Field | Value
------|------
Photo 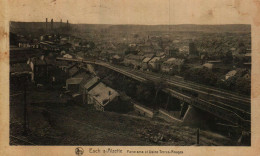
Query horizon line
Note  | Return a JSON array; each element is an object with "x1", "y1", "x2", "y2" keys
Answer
[{"x1": 9, "y1": 21, "x2": 251, "y2": 26}]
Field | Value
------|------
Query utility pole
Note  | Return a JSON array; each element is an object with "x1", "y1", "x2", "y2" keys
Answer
[
  {"x1": 23, "y1": 75, "x2": 28, "y2": 136},
  {"x1": 196, "y1": 128, "x2": 200, "y2": 145}
]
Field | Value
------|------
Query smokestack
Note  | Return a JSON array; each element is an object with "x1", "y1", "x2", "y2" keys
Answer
[
  {"x1": 51, "y1": 19, "x2": 53, "y2": 30},
  {"x1": 60, "y1": 19, "x2": 62, "y2": 28},
  {"x1": 67, "y1": 20, "x2": 69, "y2": 30},
  {"x1": 46, "y1": 18, "x2": 48, "y2": 30}
]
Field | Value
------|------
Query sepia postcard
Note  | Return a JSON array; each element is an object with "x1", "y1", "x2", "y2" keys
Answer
[{"x1": 0, "y1": 0, "x2": 260, "y2": 155}]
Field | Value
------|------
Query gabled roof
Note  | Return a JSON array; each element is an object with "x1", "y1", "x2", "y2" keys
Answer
[
  {"x1": 156, "y1": 52, "x2": 165, "y2": 57},
  {"x1": 88, "y1": 82, "x2": 119, "y2": 106},
  {"x1": 66, "y1": 78, "x2": 83, "y2": 84},
  {"x1": 142, "y1": 57, "x2": 152, "y2": 63},
  {"x1": 68, "y1": 66, "x2": 79, "y2": 77},
  {"x1": 144, "y1": 53, "x2": 155, "y2": 58},
  {"x1": 226, "y1": 70, "x2": 237, "y2": 77},
  {"x1": 149, "y1": 57, "x2": 161, "y2": 63},
  {"x1": 79, "y1": 74, "x2": 92, "y2": 89},
  {"x1": 84, "y1": 77, "x2": 99, "y2": 90},
  {"x1": 113, "y1": 54, "x2": 121, "y2": 59},
  {"x1": 162, "y1": 57, "x2": 184, "y2": 66},
  {"x1": 203, "y1": 63, "x2": 213, "y2": 69}
]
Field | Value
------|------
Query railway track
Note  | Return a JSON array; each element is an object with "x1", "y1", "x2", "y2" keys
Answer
[
  {"x1": 118, "y1": 65, "x2": 250, "y2": 105},
  {"x1": 56, "y1": 57, "x2": 251, "y2": 128}
]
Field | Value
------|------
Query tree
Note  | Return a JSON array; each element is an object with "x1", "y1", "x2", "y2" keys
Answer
[
  {"x1": 235, "y1": 77, "x2": 250, "y2": 95},
  {"x1": 222, "y1": 51, "x2": 233, "y2": 64}
]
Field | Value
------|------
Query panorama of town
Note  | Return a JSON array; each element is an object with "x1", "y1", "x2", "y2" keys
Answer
[{"x1": 10, "y1": 19, "x2": 251, "y2": 146}]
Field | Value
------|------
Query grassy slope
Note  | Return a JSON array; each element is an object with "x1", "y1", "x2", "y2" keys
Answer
[{"x1": 10, "y1": 86, "x2": 235, "y2": 146}]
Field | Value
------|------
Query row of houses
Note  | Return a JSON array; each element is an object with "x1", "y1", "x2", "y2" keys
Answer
[{"x1": 122, "y1": 53, "x2": 185, "y2": 74}]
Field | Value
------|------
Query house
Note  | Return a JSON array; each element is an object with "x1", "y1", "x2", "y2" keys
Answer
[
  {"x1": 78, "y1": 74, "x2": 92, "y2": 93},
  {"x1": 124, "y1": 46, "x2": 139, "y2": 55},
  {"x1": 63, "y1": 53, "x2": 73, "y2": 59},
  {"x1": 68, "y1": 66, "x2": 79, "y2": 77},
  {"x1": 67, "y1": 64, "x2": 80, "y2": 77},
  {"x1": 137, "y1": 45, "x2": 155, "y2": 55},
  {"x1": 225, "y1": 70, "x2": 237, "y2": 80},
  {"x1": 141, "y1": 54, "x2": 154, "y2": 70},
  {"x1": 165, "y1": 46, "x2": 179, "y2": 57},
  {"x1": 60, "y1": 37, "x2": 69, "y2": 44},
  {"x1": 141, "y1": 57, "x2": 153, "y2": 71},
  {"x1": 88, "y1": 82, "x2": 119, "y2": 112},
  {"x1": 153, "y1": 43, "x2": 163, "y2": 52},
  {"x1": 17, "y1": 38, "x2": 30, "y2": 48},
  {"x1": 66, "y1": 71, "x2": 99, "y2": 104},
  {"x1": 65, "y1": 73, "x2": 87, "y2": 105},
  {"x1": 203, "y1": 63, "x2": 214, "y2": 71},
  {"x1": 111, "y1": 54, "x2": 123, "y2": 64},
  {"x1": 161, "y1": 58, "x2": 185, "y2": 74},
  {"x1": 123, "y1": 54, "x2": 145, "y2": 69},
  {"x1": 39, "y1": 41, "x2": 57, "y2": 51},
  {"x1": 66, "y1": 77, "x2": 83, "y2": 92},
  {"x1": 66, "y1": 70, "x2": 91, "y2": 91},
  {"x1": 156, "y1": 52, "x2": 166, "y2": 58},
  {"x1": 30, "y1": 39, "x2": 40, "y2": 49},
  {"x1": 148, "y1": 57, "x2": 162, "y2": 71},
  {"x1": 82, "y1": 76, "x2": 100, "y2": 104}
]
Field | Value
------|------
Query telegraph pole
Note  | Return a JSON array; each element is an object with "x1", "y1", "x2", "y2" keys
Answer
[
  {"x1": 23, "y1": 75, "x2": 28, "y2": 136},
  {"x1": 196, "y1": 128, "x2": 200, "y2": 145}
]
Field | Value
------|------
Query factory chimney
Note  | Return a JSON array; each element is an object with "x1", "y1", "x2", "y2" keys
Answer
[
  {"x1": 67, "y1": 20, "x2": 69, "y2": 30},
  {"x1": 51, "y1": 19, "x2": 53, "y2": 30},
  {"x1": 60, "y1": 19, "x2": 62, "y2": 28},
  {"x1": 45, "y1": 18, "x2": 48, "y2": 30}
]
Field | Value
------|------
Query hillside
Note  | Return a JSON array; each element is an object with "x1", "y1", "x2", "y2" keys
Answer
[{"x1": 10, "y1": 21, "x2": 250, "y2": 34}]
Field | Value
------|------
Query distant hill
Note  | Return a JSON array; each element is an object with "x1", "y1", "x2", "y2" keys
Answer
[{"x1": 10, "y1": 21, "x2": 250, "y2": 34}]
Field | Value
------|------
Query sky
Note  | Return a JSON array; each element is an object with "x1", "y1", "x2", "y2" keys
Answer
[{"x1": 8, "y1": 0, "x2": 256, "y2": 25}]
